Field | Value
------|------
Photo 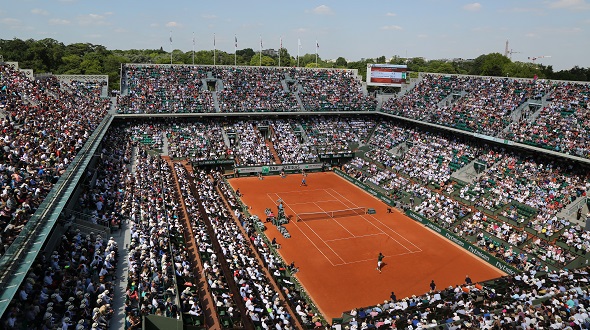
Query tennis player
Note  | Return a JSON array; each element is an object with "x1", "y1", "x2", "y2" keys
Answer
[
  {"x1": 300, "y1": 175, "x2": 307, "y2": 187},
  {"x1": 377, "y1": 252, "x2": 384, "y2": 273}
]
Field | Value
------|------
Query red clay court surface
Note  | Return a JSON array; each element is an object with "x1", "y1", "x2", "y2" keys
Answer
[{"x1": 229, "y1": 172, "x2": 504, "y2": 320}]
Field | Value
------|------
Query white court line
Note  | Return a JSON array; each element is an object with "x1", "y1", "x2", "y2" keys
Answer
[
  {"x1": 288, "y1": 199, "x2": 341, "y2": 206},
  {"x1": 332, "y1": 250, "x2": 421, "y2": 266},
  {"x1": 313, "y1": 201, "x2": 356, "y2": 238},
  {"x1": 324, "y1": 232, "x2": 384, "y2": 243},
  {"x1": 266, "y1": 193, "x2": 343, "y2": 266},
  {"x1": 325, "y1": 188, "x2": 421, "y2": 254},
  {"x1": 270, "y1": 188, "x2": 333, "y2": 195},
  {"x1": 329, "y1": 188, "x2": 422, "y2": 252}
]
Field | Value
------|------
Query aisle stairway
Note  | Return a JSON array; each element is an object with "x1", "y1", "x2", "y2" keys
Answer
[
  {"x1": 266, "y1": 139, "x2": 282, "y2": 164},
  {"x1": 212, "y1": 91, "x2": 221, "y2": 112},
  {"x1": 162, "y1": 156, "x2": 221, "y2": 329}
]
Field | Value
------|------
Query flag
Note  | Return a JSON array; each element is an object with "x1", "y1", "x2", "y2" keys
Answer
[
  {"x1": 316, "y1": 40, "x2": 319, "y2": 49},
  {"x1": 169, "y1": 31, "x2": 172, "y2": 43},
  {"x1": 298, "y1": 38, "x2": 301, "y2": 48},
  {"x1": 213, "y1": 33, "x2": 216, "y2": 47},
  {"x1": 192, "y1": 32, "x2": 195, "y2": 46},
  {"x1": 280, "y1": 37, "x2": 283, "y2": 49},
  {"x1": 260, "y1": 36, "x2": 263, "y2": 49},
  {"x1": 235, "y1": 35, "x2": 238, "y2": 48}
]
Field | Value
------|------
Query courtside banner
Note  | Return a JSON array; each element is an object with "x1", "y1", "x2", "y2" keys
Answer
[{"x1": 235, "y1": 163, "x2": 324, "y2": 174}]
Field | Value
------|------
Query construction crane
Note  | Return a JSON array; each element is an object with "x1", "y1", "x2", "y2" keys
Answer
[
  {"x1": 504, "y1": 40, "x2": 520, "y2": 59},
  {"x1": 528, "y1": 55, "x2": 551, "y2": 63}
]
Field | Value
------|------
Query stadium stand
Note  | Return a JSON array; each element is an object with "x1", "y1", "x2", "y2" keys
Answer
[
  {"x1": 117, "y1": 65, "x2": 376, "y2": 114},
  {"x1": 227, "y1": 120, "x2": 273, "y2": 166},
  {"x1": 507, "y1": 81, "x2": 590, "y2": 157},
  {"x1": 118, "y1": 65, "x2": 215, "y2": 114},
  {"x1": 265, "y1": 119, "x2": 319, "y2": 164},
  {"x1": 0, "y1": 64, "x2": 109, "y2": 257},
  {"x1": 195, "y1": 168, "x2": 298, "y2": 329},
  {"x1": 1, "y1": 62, "x2": 590, "y2": 330},
  {"x1": 215, "y1": 67, "x2": 300, "y2": 112},
  {"x1": 334, "y1": 267, "x2": 590, "y2": 329},
  {"x1": 286, "y1": 68, "x2": 377, "y2": 111},
  {"x1": 165, "y1": 120, "x2": 232, "y2": 160}
]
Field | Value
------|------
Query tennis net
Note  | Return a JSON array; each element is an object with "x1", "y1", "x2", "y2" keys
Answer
[{"x1": 296, "y1": 207, "x2": 367, "y2": 222}]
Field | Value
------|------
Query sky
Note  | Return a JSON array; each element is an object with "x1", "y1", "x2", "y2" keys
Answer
[{"x1": 1, "y1": 0, "x2": 589, "y2": 71}]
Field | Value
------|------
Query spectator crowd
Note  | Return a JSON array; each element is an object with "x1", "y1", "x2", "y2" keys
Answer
[
  {"x1": 2, "y1": 62, "x2": 590, "y2": 330},
  {"x1": 0, "y1": 64, "x2": 109, "y2": 256}
]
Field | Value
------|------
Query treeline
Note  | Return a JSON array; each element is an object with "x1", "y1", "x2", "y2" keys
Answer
[{"x1": 1, "y1": 38, "x2": 588, "y2": 91}]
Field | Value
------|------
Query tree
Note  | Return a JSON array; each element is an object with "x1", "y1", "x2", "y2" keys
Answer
[
  {"x1": 250, "y1": 54, "x2": 275, "y2": 66},
  {"x1": 479, "y1": 53, "x2": 511, "y2": 76},
  {"x1": 389, "y1": 56, "x2": 406, "y2": 65},
  {"x1": 277, "y1": 48, "x2": 293, "y2": 67},
  {"x1": 552, "y1": 65, "x2": 589, "y2": 81},
  {"x1": 501, "y1": 61, "x2": 540, "y2": 79},
  {"x1": 538, "y1": 64, "x2": 554, "y2": 78},
  {"x1": 236, "y1": 48, "x2": 255, "y2": 64},
  {"x1": 66, "y1": 43, "x2": 95, "y2": 57},
  {"x1": 61, "y1": 54, "x2": 83, "y2": 74},
  {"x1": 79, "y1": 52, "x2": 102, "y2": 74},
  {"x1": 335, "y1": 57, "x2": 347, "y2": 67},
  {"x1": 103, "y1": 54, "x2": 128, "y2": 90},
  {"x1": 407, "y1": 57, "x2": 426, "y2": 72},
  {"x1": 429, "y1": 61, "x2": 457, "y2": 74},
  {"x1": 298, "y1": 53, "x2": 318, "y2": 67}
]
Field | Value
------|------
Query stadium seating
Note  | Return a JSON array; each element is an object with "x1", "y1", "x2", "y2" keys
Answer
[
  {"x1": 118, "y1": 65, "x2": 215, "y2": 113},
  {"x1": 0, "y1": 64, "x2": 109, "y2": 257},
  {"x1": 3, "y1": 61, "x2": 590, "y2": 330},
  {"x1": 335, "y1": 266, "x2": 590, "y2": 329},
  {"x1": 507, "y1": 82, "x2": 590, "y2": 158},
  {"x1": 215, "y1": 67, "x2": 300, "y2": 112}
]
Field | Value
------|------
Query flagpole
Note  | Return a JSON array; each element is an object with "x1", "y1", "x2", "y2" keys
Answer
[
  {"x1": 234, "y1": 35, "x2": 237, "y2": 66},
  {"x1": 259, "y1": 35, "x2": 262, "y2": 66},
  {"x1": 315, "y1": 39, "x2": 318, "y2": 66},
  {"x1": 297, "y1": 38, "x2": 300, "y2": 67},
  {"x1": 213, "y1": 33, "x2": 216, "y2": 66},
  {"x1": 279, "y1": 37, "x2": 282, "y2": 67},
  {"x1": 192, "y1": 32, "x2": 195, "y2": 65},
  {"x1": 169, "y1": 31, "x2": 173, "y2": 64}
]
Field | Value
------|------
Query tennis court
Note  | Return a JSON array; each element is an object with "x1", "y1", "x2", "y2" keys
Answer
[
  {"x1": 229, "y1": 172, "x2": 504, "y2": 320},
  {"x1": 267, "y1": 188, "x2": 422, "y2": 266}
]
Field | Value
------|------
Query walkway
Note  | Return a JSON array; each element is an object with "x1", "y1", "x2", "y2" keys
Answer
[
  {"x1": 266, "y1": 139, "x2": 282, "y2": 164},
  {"x1": 163, "y1": 156, "x2": 221, "y2": 329}
]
